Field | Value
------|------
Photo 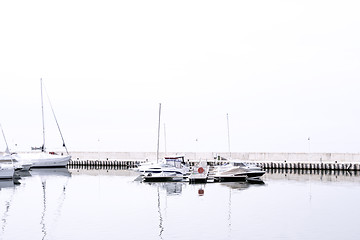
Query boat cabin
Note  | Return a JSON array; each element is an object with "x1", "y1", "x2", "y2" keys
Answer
[{"x1": 164, "y1": 156, "x2": 185, "y2": 168}]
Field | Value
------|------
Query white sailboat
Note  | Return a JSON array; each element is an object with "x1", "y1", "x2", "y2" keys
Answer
[
  {"x1": 0, "y1": 124, "x2": 15, "y2": 179},
  {"x1": 14, "y1": 79, "x2": 71, "y2": 168},
  {"x1": 1, "y1": 124, "x2": 33, "y2": 171}
]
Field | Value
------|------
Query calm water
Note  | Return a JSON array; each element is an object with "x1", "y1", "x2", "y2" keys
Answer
[{"x1": 1, "y1": 168, "x2": 359, "y2": 240}]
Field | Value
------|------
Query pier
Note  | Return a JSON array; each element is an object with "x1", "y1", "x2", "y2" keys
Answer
[
  {"x1": 68, "y1": 159, "x2": 140, "y2": 169},
  {"x1": 65, "y1": 151, "x2": 360, "y2": 171}
]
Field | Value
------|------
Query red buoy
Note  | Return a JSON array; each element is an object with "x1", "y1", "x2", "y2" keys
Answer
[
  {"x1": 198, "y1": 189, "x2": 204, "y2": 196},
  {"x1": 198, "y1": 167, "x2": 204, "y2": 174}
]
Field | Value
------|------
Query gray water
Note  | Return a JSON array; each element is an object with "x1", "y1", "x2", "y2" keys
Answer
[{"x1": 1, "y1": 168, "x2": 359, "y2": 240}]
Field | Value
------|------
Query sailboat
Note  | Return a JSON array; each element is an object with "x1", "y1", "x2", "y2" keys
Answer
[
  {"x1": 1, "y1": 124, "x2": 33, "y2": 171},
  {"x1": 14, "y1": 79, "x2": 71, "y2": 168},
  {"x1": 0, "y1": 124, "x2": 15, "y2": 179}
]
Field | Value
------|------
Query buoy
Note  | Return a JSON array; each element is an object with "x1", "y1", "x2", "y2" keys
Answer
[
  {"x1": 198, "y1": 167, "x2": 204, "y2": 174},
  {"x1": 198, "y1": 189, "x2": 204, "y2": 196}
]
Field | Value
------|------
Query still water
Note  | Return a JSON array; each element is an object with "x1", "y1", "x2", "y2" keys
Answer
[{"x1": 1, "y1": 168, "x2": 359, "y2": 240}]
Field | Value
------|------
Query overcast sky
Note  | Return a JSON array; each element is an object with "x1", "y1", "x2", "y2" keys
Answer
[{"x1": 1, "y1": 0, "x2": 360, "y2": 153}]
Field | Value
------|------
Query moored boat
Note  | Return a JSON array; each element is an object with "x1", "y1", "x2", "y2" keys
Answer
[
  {"x1": 188, "y1": 160, "x2": 209, "y2": 183},
  {"x1": 213, "y1": 160, "x2": 265, "y2": 182},
  {"x1": 137, "y1": 155, "x2": 189, "y2": 182},
  {"x1": 14, "y1": 79, "x2": 71, "y2": 168},
  {"x1": 0, "y1": 124, "x2": 15, "y2": 178}
]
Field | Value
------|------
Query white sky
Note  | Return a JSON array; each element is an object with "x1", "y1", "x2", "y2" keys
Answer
[{"x1": 1, "y1": 0, "x2": 360, "y2": 153}]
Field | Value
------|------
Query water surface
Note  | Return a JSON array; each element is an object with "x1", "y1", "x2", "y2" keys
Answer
[{"x1": 0, "y1": 168, "x2": 359, "y2": 240}]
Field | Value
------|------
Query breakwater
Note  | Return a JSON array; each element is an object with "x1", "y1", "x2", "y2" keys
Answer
[
  {"x1": 68, "y1": 151, "x2": 360, "y2": 162},
  {"x1": 66, "y1": 151, "x2": 360, "y2": 171},
  {"x1": 68, "y1": 159, "x2": 139, "y2": 168}
]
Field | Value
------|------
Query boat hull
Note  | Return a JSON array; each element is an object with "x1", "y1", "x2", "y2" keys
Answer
[
  {"x1": 15, "y1": 153, "x2": 71, "y2": 168},
  {"x1": 246, "y1": 170, "x2": 266, "y2": 178},
  {"x1": 214, "y1": 175, "x2": 247, "y2": 182},
  {"x1": 246, "y1": 177, "x2": 265, "y2": 184},
  {"x1": 142, "y1": 172, "x2": 183, "y2": 182},
  {"x1": 143, "y1": 176, "x2": 177, "y2": 182},
  {"x1": 189, "y1": 177, "x2": 208, "y2": 184},
  {"x1": 0, "y1": 167, "x2": 14, "y2": 179}
]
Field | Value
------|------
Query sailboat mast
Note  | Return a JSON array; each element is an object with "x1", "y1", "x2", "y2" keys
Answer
[
  {"x1": 227, "y1": 113, "x2": 231, "y2": 158},
  {"x1": 0, "y1": 124, "x2": 10, "y2": 154},
  {"x1": 43, "y1": 81, "x2": 69, "y2": 155},
  {"x1": 156, "y1": 103, "x2": 162, "y2": 163},
  {"x1": 163, "y1": 123, "x2": 167, "y2": 154},
  {"x1": 41, "y1": 78, "x2": 46, "y2": 152},
  {"x1": 0, "y1": 124, "x2": 14, "y2": 167}
]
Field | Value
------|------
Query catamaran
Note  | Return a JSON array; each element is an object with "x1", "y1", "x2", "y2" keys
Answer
[{"x1": 14, "y1": 79, "x2": 71, "y2": 168}]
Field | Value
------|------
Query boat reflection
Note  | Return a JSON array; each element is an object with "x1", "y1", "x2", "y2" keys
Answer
[
  {"x1": 0, "y1": 180, "x2": 16, "y2": 190},
  {"x1": 15, "y1": 170, "x2": 32, "y2": 178},
  {"x1": 198, "y1": 187, "x2": 205, "y2": 196},
  {"x1": 220, "y1": 181, "x2": 251, "y2": 190},
  {"x1": 0, "y1": 179, "x2": 19, "y2": 237},
  {"x1": 144, "y1": 182, "x2": 184, "y2": 195},
  {"x1": 143, "y1": 177, "x2": 266, "y2": 196},
  {"x1": 29, "y1": 167, "x2": 72, "y2": 178},
  {"x1": 20, "y1": 168, "x2": 71, "y2": 240},
  {"x1": 222, "y1": 178, "x2": 266, "y2": 190},
  {"x1": 157, "y1": 186, "x2": 164, "y2": 240}
]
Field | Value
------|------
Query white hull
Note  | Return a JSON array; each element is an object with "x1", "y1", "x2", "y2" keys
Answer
[
  {"x1": 188, "y1": 162, "x2": 209, "y2": 183},
  {"x1": 136, "y1": 156, "x2": 189, "y2": 182},
  {"x1": 143, "y1": 172, "x2": 183, "y2": 182},
  {"x1": 214, "y1": 161, "x2": 266, "y2": 180},
  {"x1": 14, "y1": 153, "x2": 71, "y2": 168},
  {"x1": 0, "y1": 166, "x2": 14, "y2": 179},
  {"x1": 20, "y1": 163, "x2": 32, "y2": 171},
  {"x1": 188, "y1": 175, "x2": 208, "y2": 183}
]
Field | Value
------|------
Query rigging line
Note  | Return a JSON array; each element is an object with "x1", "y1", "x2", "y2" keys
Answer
[
  {"x1": 0, "y1": 124, "x2": 10, "y2": 153},
  {"x1": 0, "y1": 124, "x2": 14, "y2": 168},
  {"x1": 42, "y1": 81, "x2": 69, "y2": 155},
  {"x1": 41, "y1": 79, "x2": 46, "y2": 152}
]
